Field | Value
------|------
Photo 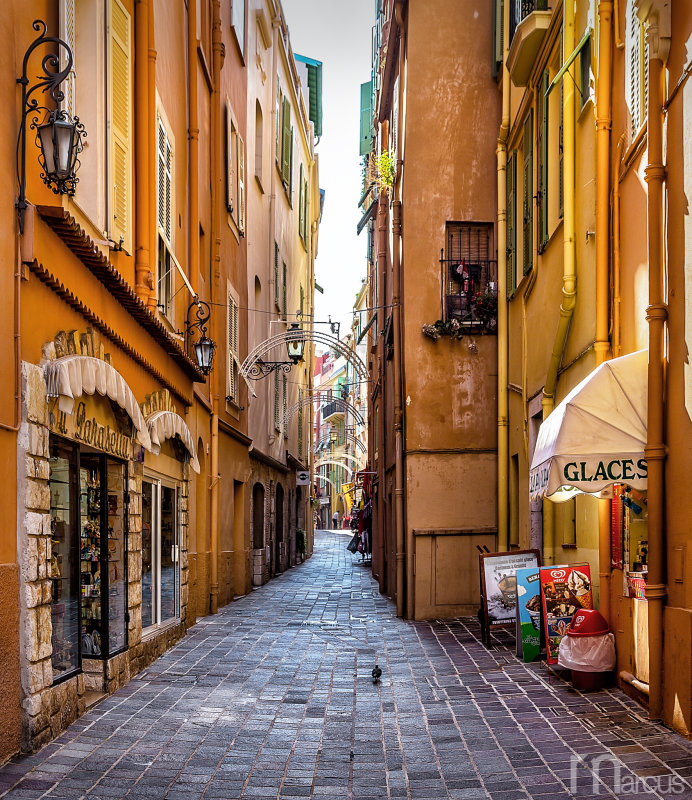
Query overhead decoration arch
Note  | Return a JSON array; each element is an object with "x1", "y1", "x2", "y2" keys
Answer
[
  {"x1": 314, "y1": 432, "x2": 367, "y2": 454},
  {"x1": 316, "y1": 452, "x2": 360, "y2": 467},
  {"x1": 283, "y1": 394, "x2": 365, "y2": 427},
  {"x1": 314, "y1": 475, "x2": 337, "y2": 491},
  {"x1": 314, "y1": 460, "x2": 354, "y2": 477},
  {"x1": 146, "y1": 410, "x2": 200, "y2": 473},
  {"x1": 45, "y1": 355, "x2": 151, "y2": 449},
  {"x1": 240, "y1": 329, "x2": 369, "y2": 383}
]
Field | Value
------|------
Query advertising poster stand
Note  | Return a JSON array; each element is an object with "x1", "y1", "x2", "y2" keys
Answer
[
  {"x1": 479, "y1": 550, "x2": 541, "y2": 647},
  {"x1": 516, "y1": 567, "x2": 543, "y2": 662},
  {"x1": 539, "y1": 564, "x2": 593, "y2": 664}
]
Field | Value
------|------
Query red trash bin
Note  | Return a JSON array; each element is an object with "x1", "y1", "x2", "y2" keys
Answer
[{"x1": 558, "y1": 609, "x2": 616, "y2": 690}]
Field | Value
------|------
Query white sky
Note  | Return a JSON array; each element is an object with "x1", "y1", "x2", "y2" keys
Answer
[{"x1": 282, "y1": 0, "x2": 373, "y2": 340}]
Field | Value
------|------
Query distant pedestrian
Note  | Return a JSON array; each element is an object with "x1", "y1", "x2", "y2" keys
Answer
[{"x1": 332, "y1": 510, "x2": 339, "y2": 529}]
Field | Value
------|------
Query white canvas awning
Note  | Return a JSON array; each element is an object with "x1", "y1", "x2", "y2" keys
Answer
[
  {"x1": 146, "y1": 410, "x2": 200, "y2": 473},
  {"x1": 529, "y1": 350, "x2": 648, "y2": 501},
  {"x1": 45, "y1": 355, "x2": 151, "y2": 450}
]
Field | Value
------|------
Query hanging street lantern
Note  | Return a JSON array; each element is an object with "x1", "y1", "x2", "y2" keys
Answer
[{"x1": 185, "y1": 298, "x2": 216, "y2": 376}]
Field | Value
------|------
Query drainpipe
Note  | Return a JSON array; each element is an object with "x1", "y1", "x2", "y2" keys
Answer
[
  {"x1": 208, "y1": 0, "x2": 224, "y2": 614},
  {"x1": 376, "y1": 181, "x2": 387, "y2": 596},
  {"x1": 134, "y1": 0, "x2": 151, "y2": 304},
  {"x1": 612, "y1": 134, "x2": 625, "y2": 357},
  {"x1": 542, "y1": 0, "x2": 577, "y2": 560},
  {"x1": 188, "y1": 0, "x2": 199, "y2": 296},
  {"x1": 147, "y1": 0, "x2": 157, "y2": 310},
  {"x1": 496, "y1": 0, "x2": 510, "y2": 551},
  {"x1": 595, "y1": 1, "x2": 613, "y2": 624},
  {"x1": 393, "y1": 0, "x2": 406, "y2": 619},
  {"x1": 639, "y1": 0, "x2": 669, "y2": 722}
]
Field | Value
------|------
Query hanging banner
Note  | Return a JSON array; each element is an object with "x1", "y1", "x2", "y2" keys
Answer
[
  {"x1": 479, "y1": 550, "x2": 541, "y2": 647},
  {"x1": 539, "y1": 564, "x2": 593, "y2": 665},
  {"x1": 516, "y1": 567, "x2": 542, "y2": 662}
]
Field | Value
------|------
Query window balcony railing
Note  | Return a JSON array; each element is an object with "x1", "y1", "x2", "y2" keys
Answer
[
  {"x1": 321, "y1": 400, "x2": 345, "y2": 421},
  {"x1": 510, "y1": 0, "x2": 549, "y2": 41},
  {"x1": 441, "y1": 258, "x2": 498, "y2": 332}
]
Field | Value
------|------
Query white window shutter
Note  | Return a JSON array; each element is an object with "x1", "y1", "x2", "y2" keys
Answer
[
  {"x1": 227, "y1": 292, "x2": 239, "y2": 401},
  {"x1": 226, "y1": 103, "x2": 234, "y2": 213},
  {"x1": 59, "y1": 0, "x2": 77, "y2": 119},
  {"x1": 237, "y1": 134, "x2": 245, "y2": 234}
]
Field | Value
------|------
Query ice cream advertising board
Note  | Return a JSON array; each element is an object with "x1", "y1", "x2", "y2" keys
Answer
[
  {"x1": 539, "y1": 564, "x2": 593, "y2": 664},
  {"x1": 479, "y1": 550, "x2": 541, "y2": 646},
  {"x1": 516, "y1": 567, "x2": 542, "y2": 662}
]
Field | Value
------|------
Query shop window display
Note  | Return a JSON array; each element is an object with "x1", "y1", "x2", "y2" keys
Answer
[
  {"x1": 49, "y1": 437, "x2": 128, "y2": 678},
  {"x1": 612, "y1": 483, "x2": 648, "y2": 598},
  {"x1": 142, "y1": 479, "x2": 180, "y2": 631}
]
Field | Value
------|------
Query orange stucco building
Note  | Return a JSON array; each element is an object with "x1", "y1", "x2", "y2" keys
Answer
[
  {"x1": 362, "y1": 0, "x2": 501, "y2": 620},
  {"x1": 0, "y1": 0, "x2": 318, "y2": 761}
]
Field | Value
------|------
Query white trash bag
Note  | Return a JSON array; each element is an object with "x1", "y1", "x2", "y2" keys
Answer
[{"x1": 558, "y1": 632, "x2": 616, "y2": 673}]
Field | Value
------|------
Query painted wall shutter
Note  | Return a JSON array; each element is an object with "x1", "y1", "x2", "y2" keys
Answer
[
  {"x1": 237, "y1": 133, "x2": 245, "y2": 234},
  {"x1": 59, "y1": 0, "x2": 76, "y2": 119},
  {"x1": 227, "y1": 292, "x2": 239, "y2": 401},
  {"x1": 282, "y1": 261, "x2": 287, "y2": 318},
  {"x1": 288, "y1": 128, "x2": 294, "y2": 201},
  {"x1": 110, "y1": 0, "x2": 131, "y2": 248},
  {"x1": 522, "y1": 110, "x2": 533, "y2": 277},
  {"x1": 298, "y1": 387, "x2": 304, "y2": 459},
  {"x1": 281, "y1": 97, "x2": 291, "y2": 184},
  {"x1": 392, "y1": 77, "x2": 399, "y2": 164},
  {"x1": 359, "y1": 81, "x2": 373, "y2": 156},
  {"x1": 538, "y1": 70, "x2": 549, "y2": 251},
  {"x1": 274, "y1": 243, "x2": 280, "y2": 306},
  {"x1": 282, "y1": 374, "x2": 288, "y2": 437},
  {"x1": 506, "y1": 151, "x2": 516, "y2": 295},
  {"x1": 628, "y1": 4, "x2": 641, "y2": 137}
]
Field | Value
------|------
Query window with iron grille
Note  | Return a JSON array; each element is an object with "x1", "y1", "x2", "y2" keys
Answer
[{"x1": 442, "y1": 223, "x2": 497, "y2": 327}]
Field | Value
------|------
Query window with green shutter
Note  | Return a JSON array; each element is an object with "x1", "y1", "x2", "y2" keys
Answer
[
  {"x1": 506, "y1": 151, "x2": 517, "y2": 295},
  {"x1": 282, "y1": 261, "x2": 287, "y2": 318},
  {"x1": 299, "y1": 163, "x2": 305, "y2": 241},
  {"x1": 522, "y1": 110, "x2": 533, "y2": 277},
  {"x1": 359, "y1": 80, "x2": 373, "y2": 156},
  {"x1": 274, "y1": 242, "x2": 280, "y2": 307},
  {"x1": 537, "y1": 71, "x2": 549, "y2": 251},
  {"x1": 492, "y1": 0, "x2": 504, "y2": 78},
  {"x1": 281, "y1": 96, "x2": 291, "y2": 185}
]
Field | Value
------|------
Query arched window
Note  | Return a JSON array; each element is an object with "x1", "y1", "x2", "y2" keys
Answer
[{"x1": 252, "y1": 482, "x2": 265, "y2": 549}]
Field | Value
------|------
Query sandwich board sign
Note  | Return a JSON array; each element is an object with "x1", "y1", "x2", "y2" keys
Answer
[{"x1": 479, "y1": 550, "x2": 541, "y2": 647}]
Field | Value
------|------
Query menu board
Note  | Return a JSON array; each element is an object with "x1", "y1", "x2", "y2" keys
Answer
[
  {"x1": 516, "y1": 567, "x2": 542, "y2": 662},
  {"x1": 539, "y1": 564, "x2": 593, "y2": 664},
  {"x1": 479, "y1": 550, "x2": 541, "y2": 646}
]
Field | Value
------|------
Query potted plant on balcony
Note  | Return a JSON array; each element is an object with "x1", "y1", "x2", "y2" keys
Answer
[
  {"x1": 421, "y1": 318, "x2": 464, "y2": 341},
  {"x1": 473, "y1": 290, "x2": 498, "y2": 331}
]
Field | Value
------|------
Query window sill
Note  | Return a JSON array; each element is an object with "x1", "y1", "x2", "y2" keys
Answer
[{"x1": 141, "y1": 619, "x2": 181, "y2": 643}]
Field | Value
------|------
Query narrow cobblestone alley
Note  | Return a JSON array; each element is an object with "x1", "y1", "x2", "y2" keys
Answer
[{"x1": 1, "y1": 532, "x2": 691, "y2": 800}]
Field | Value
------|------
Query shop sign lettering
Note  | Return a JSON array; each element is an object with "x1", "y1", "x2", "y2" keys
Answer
[
  {"x1": 51, "y1": 400, "x2": 133, "y2": 459},
  {"x1": 562, "y1": 458, "x2": 647, "y2": 483}
]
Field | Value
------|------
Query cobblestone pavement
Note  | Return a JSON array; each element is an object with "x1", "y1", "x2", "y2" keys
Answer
[{"x1": 2, "y1": 531, "x2": 691, "y2": 800}]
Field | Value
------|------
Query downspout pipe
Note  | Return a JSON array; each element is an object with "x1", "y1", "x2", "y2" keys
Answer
[
  {"x1": 639, "y1": 0, "x2": 670, "y2": 722},
  {"x1": 134, "y1": 0, "x2": 151, "y2": 304},
  {"x1": 542, "y1": 0, "x2": 577, "y2": 560},
  {"x1": 188, "y1": 0, "x2": 199, "y2": 296},
  {"x1": 496, "y1": 0, "x2": 510, "y2": 552},
  {"x1": 209, "y1": 0, "x2": 224, "y2": 614},
  {"x1": 392, "y1": 2, "x2": 408, "y2": 619},
  {"x1": 393, "y1": 0, "x2": 406, "y2": 619},
  {"x1": 147, "y1": 0, "x2": 157, "y2": 310},
  {"x1": 595, "y1": 1, "x2": 613, "y2": 625}
]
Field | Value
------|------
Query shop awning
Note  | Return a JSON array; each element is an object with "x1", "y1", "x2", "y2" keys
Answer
[
  {"x1": 45, "y1": 355, "x2": 152, "y2": 450},
  {"x1": 529, "y1": 350, "x2": 648, "y2": 501},
  {"x1": 146, "y1": 410, "x2": 200, "y2": 473}
]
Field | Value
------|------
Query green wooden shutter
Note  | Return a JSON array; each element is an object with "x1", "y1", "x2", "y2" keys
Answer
[
  {"x1": 299, "y1": 163, "x2": 305, "y2": 240},
  {"x1": 359, "y1": 81, "x2": 373, "y2": 156},
  {"x1": 538, "y1": 70, "x2": 549, "y2": 251},
  {"x1": 492, "y1": 0, "x2": 504, "y2": 78},
  {"x1": 274, "y1": 242, "x2": 279, "y2": 306},
  {"x1": 522, "y1": 110, "x2": 533, "y2": 276},
  {"x1": 282, "y1": 261, "x2": 287, "y2": 318},
  {"x1": 281, "y1": 97, "x2": 291, "y2": 184},
  {"x1": 506, "y1": 151, "x2": 516, "y2": 295},
  {"x1": 559, "y1": 81, "x2": 564, "y2": 218}
]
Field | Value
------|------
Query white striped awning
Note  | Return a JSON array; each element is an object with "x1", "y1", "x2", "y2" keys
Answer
[
  {"x1": 44, "y1": 355, "x2": 151, "y2": 450},
  {"x1": 146, "y1": 410, "x2": 200, "y2": 473}
]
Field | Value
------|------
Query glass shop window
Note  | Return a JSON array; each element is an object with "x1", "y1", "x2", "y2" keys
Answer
[
  {"x1": 49, "y1": 437, "x2": 128, "y2": 681},
  {"x1": 49, "y1": 440, "x2": 80, "y2": 680},
  {"x1": 142, "y1": 478, "x2": 180, "y2": 632}
]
